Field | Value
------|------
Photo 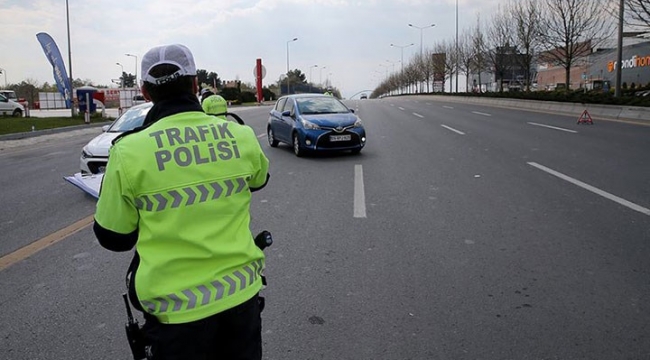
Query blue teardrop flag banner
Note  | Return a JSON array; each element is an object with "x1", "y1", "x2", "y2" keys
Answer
[{"x1": 36, "y1": 32, "x2": 72, "y2": 109}]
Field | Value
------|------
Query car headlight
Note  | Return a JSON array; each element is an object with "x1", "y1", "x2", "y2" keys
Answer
[
  {"x1": 301, "y1": 119, "x2": 320, "y2": 130},
  {"x1": 353, "y1": 118, "x2": 363, "y2": 128},
  {"x1": 81, "y1": 147, "x2": 92, "y2": 159}
]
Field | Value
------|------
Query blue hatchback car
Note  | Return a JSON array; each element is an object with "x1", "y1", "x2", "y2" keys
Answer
[{"x1": 267, "y1": 94, "x2": 366, "y2": 156}]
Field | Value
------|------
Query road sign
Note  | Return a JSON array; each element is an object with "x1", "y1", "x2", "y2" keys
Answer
[
  {"x1": 254, "y1": 64, "x2": 267, "y2": 79},
  {"x1": 577, "y1": 109, "x2": 594, "y2": 125}
]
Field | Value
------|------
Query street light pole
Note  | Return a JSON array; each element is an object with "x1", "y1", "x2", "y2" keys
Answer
[
  {"x1": 319, "y1": 66, "x2": 327, "y2": 87},
  {"x1": 615, "y1": 0, "x2": 624, "y2": 97},
  {"x1": 386, "y1": 59, "x2": 400, "y2": 74},
  {"x1": 409, "y1": 23, "x2": 435, "y2": 93},
  {"x1": 391, "y1": 43, "x2": 414, "y2": 93},
  {"x1": 286, "y1": 37, "x2": 298, "y2": 95},
  {"x1": 116, "y1": 63, "x2": 124, "y2": 89},
  {"x1": 125, "y1": 53, "x2": 138, "y2": 88},
  {"x1": 66, "y1": 0, "x2": 76, "y2": 116},
  {"x1": 455, "y1": 0, "x2": 459, "y2": 93},
  {"x1": 309, "y1": 64, "x2": 318, "y2": 92},
  {"x1": 408, "y1": 23, "x2": 435, "y2": 58}
]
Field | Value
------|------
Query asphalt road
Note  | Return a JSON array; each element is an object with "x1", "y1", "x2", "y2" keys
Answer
[{"x1": 1, "y1": 98, "x2": 649, "y2": 360}]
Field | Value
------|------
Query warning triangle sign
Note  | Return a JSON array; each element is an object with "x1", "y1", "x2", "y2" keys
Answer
[{"x1": 577, "y1": 109, "x2": 594, "y2": 125}]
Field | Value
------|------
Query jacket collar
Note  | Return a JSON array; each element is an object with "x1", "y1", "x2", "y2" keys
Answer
[{"x1": 142, "y1": 93, "x2": 203, "y2": 127}]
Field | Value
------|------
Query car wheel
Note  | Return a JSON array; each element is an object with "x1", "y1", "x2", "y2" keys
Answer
[
  {"x1": 292, "y1": 133, "x2": 304, "y2": 157},
  {"x1": 267, "y1": 127, "x2": 279, "y2": 147},
  {"x1": 12, "y1": 109, "x2": 22, "y2": 117}
]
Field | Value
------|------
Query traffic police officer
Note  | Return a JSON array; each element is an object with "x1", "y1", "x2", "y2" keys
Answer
[
  {"x1": 201, "y1": 93, "x2": 228, "y2": 120},
  {"x1": 94, "y1": 43, "x2": 270, "y2": 360}
]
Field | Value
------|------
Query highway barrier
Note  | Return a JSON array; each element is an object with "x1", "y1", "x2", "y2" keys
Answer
[{"x1": 420, "y1": 95, "x2": 650, "y2": 125}]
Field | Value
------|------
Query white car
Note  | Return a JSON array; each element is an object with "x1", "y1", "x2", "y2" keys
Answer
[
  {"x1": 0, "y1": 93, "x2": 24, "y2": 117},
  {"x1": 80, "y1": 102, "x2": 152, "y2": 174}
]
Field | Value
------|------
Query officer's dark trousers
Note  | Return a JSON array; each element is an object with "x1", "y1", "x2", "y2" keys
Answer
[{"x1": 142, "y1": 294, "x2": 262, "y2": 360}]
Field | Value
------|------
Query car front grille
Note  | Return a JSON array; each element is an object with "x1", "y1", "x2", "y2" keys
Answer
[
  {"x1": 316, "y1": 131, "x2": 361, "y2": 149},
  {"x1": 319, "y1": 125, "x2": 354, "y2": 133},
  {"x1": 87, "y1": 161, "x2": 108, "y2": 174}
]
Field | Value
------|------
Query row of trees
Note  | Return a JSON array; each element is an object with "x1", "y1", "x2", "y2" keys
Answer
[{"x1": 373, "y1": 0, "x2": 649, "y2": 99}]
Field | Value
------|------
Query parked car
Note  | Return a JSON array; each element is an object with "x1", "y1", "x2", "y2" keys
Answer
[
  {"x1": 132, "y1": 94, "x2": 147, "y2": 105},
  {"x1": 0, "y1": 93, "x2": 24, "y2": 117},
  {"x1": 360, "y1": 93, "x2": 368, "y2": 99},
  {"x1": 80, "y1": 102, "x2": 153, "y2": 174},
  {"x1": 267, "y1": 94, "x2": 366, "y2": 156},
  {"x1": 0, "y1": 90, "x2": 18, "y2": 102}
]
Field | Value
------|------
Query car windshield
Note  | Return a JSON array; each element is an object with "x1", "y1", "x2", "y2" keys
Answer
[
  {"x1": 296, "y1": 97, "x2": 350, "y2": 115},
  {"x1": 108, "y1": 104, "x2": 152, "y2": 132}
]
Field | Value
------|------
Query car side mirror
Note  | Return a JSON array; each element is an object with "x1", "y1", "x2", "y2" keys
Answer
[
  {"x1": 349, "y1": 109, "x2": 355, "y2": 113},
  {"x1": 281, "y1": 110, "x2": 291, "y2": 117},
  {"x1": 101, "y1": 125, "x2": 110, "y2": 132}
]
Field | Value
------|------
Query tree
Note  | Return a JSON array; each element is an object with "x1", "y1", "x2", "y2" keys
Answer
[
  {"x1": 121, "y1": 73, "x2": 136, "y2": 88},
  {"x1": 458, "y1": 31, "x2": 475, "y2": 92},
  {"x1": 16, "y1": 78, "x2": 40, "y2": 105},
  {"x1": 511, "y1": 0, "x2": 542, "y2": 91},
  {"x1": 471, "y1": 15, "x2": 488, "y2": 93},
  {"x1": 287, "y1": 69, "x2": 307, "y2": 84},
  {"x1": 196, "y1": 69, "x2": 221, "y2": 90},
  {"x1": 625, "y1": 0, "x2": 650, "y2": 27},
  {"x1": 485, "y1": 6, "x2": 514, "y2": 92},
  {"x1": 538, "y1": 0, "x2": 614, "y2": 91}
]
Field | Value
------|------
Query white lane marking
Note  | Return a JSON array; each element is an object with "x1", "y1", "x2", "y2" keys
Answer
[
  {"x1": 528, "y1": 162, "x2": 650, "y2": 216},
  {"x1": 257, "y1": 133, "x2": 265, "y2": 139},
  {"x1": 441, "y1": 125, "x2": 465, "y2": 135},
  {"x1": 398, "y1": 107, "x2": 406, "y2": 111},
  {"x1": 472, "y1": 111, "x2": 492, "y2": 117},
  {"x1": 528, "y1": 122, "x2": 577, "y2": 133},
  {"x1": 443, "y1": 106, "x2": 454, "y2": 109},
  {"x1": 413, "y1": 113, "x2": 424, "y2": 118},
  {"x1": 354, "y1": 165, "x2": 367, "y2": 218}
]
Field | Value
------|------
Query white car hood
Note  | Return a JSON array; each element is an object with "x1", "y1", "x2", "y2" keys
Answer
[{"x1": 85, "y1": 131, "x2": 121, "y2": 157}]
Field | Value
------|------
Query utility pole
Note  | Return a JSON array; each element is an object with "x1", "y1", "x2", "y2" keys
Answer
[
  {"x1": 455, "y1": 0, "x2": 459, "y2": 93},
  {"x1": 615, "y1": 0, "x2": 624, "y2": 97},
  {"x1": 66, "y1": 0, "x2": 76, "y2": 116}
]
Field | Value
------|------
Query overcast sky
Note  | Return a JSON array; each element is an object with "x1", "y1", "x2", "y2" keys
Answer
[{"x1": 1, "y1": 0, "x2": 503, "y2": 99}]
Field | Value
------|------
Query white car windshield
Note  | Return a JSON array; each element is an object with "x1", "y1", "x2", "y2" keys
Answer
[{"x1": 108, "y1": 104, "x2": 152, "y2": 132}]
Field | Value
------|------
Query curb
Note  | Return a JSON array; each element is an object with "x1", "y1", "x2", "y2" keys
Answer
[{"x1": 0, "y1": 121, "x2": 111, "y2": 141}]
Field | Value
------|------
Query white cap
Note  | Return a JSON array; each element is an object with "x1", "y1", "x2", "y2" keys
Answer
[{"x1": 140, "y1": 44, "x2": 197, "y2": 85}]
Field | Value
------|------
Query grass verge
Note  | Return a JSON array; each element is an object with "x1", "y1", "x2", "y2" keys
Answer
[{"x1": 0, "y1": 115, "x2": 114, "y2": 136}]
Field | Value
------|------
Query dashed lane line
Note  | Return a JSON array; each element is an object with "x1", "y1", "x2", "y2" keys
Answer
[
  {"x1": 472, "y1": 111, "x2": 492, "y2": 117},
  {"x1": 528, "y1": 122, "x2": 577, "y2": 133},
  {"x1": 528, "y1": 162, "x2": 650, "y2": 216},
  {"x1": 354, "y1": 165, "x2": 367, "y2": 218},
  {"x1": 413, "y1": 113, "x2": 424, "y2": 118},
  {"x1": 441, "y1": 125, "x2": 465, "y2": 135}
]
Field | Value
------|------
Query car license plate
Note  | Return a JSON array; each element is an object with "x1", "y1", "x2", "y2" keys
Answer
[{"x1": 330, "y1": 134, "x2": 351, "y2": 142}]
